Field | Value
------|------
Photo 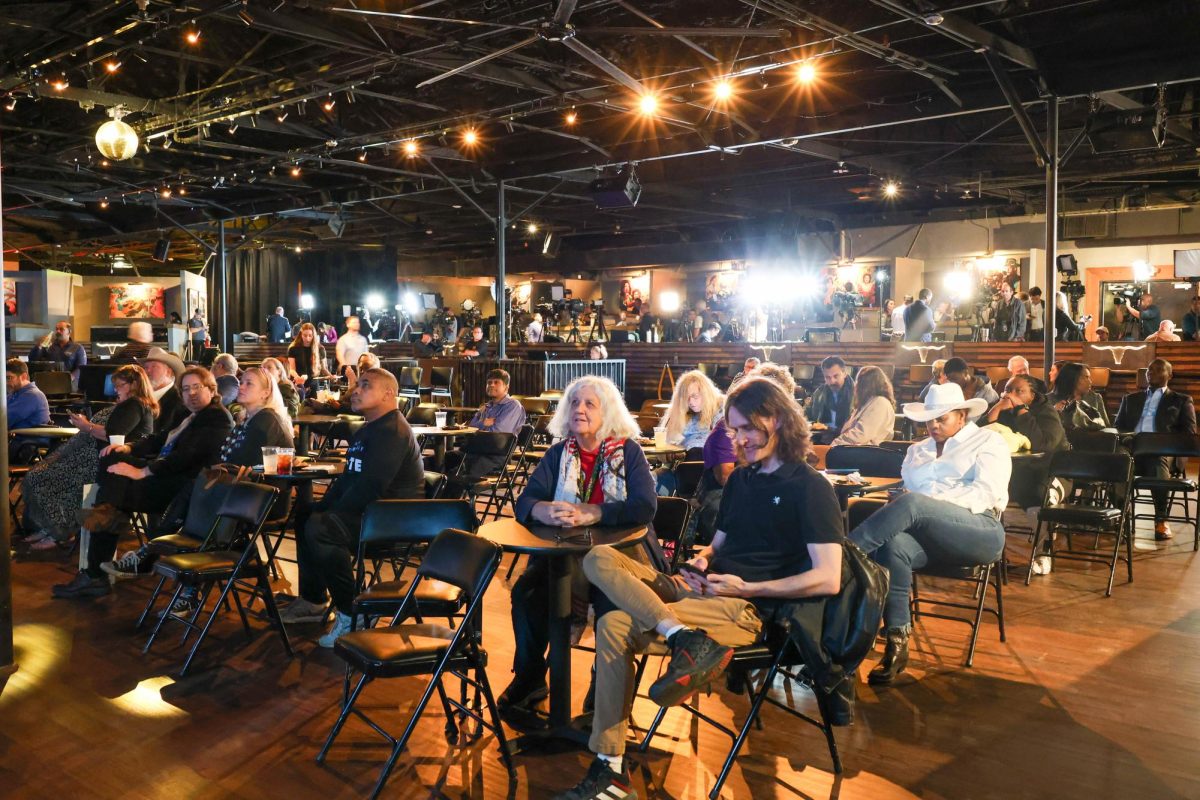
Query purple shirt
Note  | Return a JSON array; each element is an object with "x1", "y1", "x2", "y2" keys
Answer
[{"x1": 703, "y1": 417, "x2": 736, "y2": 470}]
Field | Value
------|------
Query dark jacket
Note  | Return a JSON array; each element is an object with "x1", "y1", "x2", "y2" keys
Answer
[
  {"x1": 104, "y1": 397, "x2": 156, "y2": 449},
  {"x1": 1114, "y1": 387, "x2": 1198, "y2": 435},
  {"x1": 154, "y1": 385, "x2": 189, "y2": 434},
  {"x1": 514, "y1": 438, "x2": 656, "y2": 527},
  {"x1": 991, "y1": 297, "x2": 1027, "y2": 341},
  {"x1": 267, "y1": 313, "x2": 292, "y2": 343},
  {"x1": 903, "y1": 300, "x2": 935, "y2": 341},
  {"x1": 130, "y1": 399, "x2": 234, "y2": 479},
  {"x1": 806, "y1": 377, "x2": 855, "y2": 428},
  {"x1": 414, "y1": 339, "x2": 438, "y2": 357},
  {"x1": 315, "y1": 409, "x2": 424, "y2": 516},
  {"x1": 995, "y1": 393, "x2": 1067, "y2": 507},
  {"x1": 220, "y1": 410, "x2": 294, "y2": 467}
]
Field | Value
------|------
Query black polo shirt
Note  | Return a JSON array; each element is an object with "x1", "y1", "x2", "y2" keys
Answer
[{"x1": 711, "y1": 460, "x2": 844, "y2": 584}]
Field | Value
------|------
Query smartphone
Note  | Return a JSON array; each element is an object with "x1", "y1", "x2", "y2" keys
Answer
[{"x1": 677, "y1": 562, "x2": 710, "y2": 578}]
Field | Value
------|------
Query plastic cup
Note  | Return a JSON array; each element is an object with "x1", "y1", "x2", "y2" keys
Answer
[
  {"x1": 653, "y1": 426, "x2": 668, "y2": 448},
  {"x1": 435, "y1": 411, "x2": 448, "y2": 428},
  {"x1": 276, "y1": 448, "x2": 295, "y2": 475},
  {"x1": 262, "y1": 446, "x2": 279, "y2": 474},
  {"x1": 108, "y1": 434, "x2": 125, "y2": 447}
]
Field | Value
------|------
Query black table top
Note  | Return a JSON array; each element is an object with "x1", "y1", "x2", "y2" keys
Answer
[{"x1": 477, "y1": 518, "x2": 647, "y2": 555}]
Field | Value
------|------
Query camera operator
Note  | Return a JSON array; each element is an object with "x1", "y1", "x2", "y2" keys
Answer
[
  {"x1": 990, "y1": 283, "x2": 1026, "y2": 342},
  {"x1": 1116, "y1": 292, "x2": 1160, "y2": 340},
  {"x1": 1054, "y1": 291, "x2": 1083, "y2": 341}
]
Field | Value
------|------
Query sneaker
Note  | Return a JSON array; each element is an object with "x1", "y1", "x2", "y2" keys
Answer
[
  {"x1": 497, "y1": 676, "x2": 549, "y2": 710},
  {"x1": 1030, "y1": 555, "x2": 1053, "y2": 576},
  {"x1": 159, "y1": 590, "x2": 200, "y2": 619},
  {"x1": 30, "y1": 534, "x2": 67, "y2": 552},
  {"x1": 278, "y1": 596, "x2": 329, "y2": 624},
  {"x1": 318, "y1": 611, "x2": 353, "y2": 648},
  {"x1": 51, "y1": 570, "x2": 111, "y2": 600},
  {"x1": 552, "y1": 756, "x2": 637, "y2": 800},
  {"x1": 101, "y1": 548, "x2": 152, "y2": 581},
  {"x1": 647, "y1": 628, "x2": 734, "y2": 708}
]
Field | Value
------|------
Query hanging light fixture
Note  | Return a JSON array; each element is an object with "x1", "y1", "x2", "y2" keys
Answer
[{"x1": 95, "y1": 106, "x2": 139, "y2": 161}]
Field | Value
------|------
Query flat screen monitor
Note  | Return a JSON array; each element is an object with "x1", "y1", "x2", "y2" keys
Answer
[
  {"x1": 421, "y1": 292, "x2": 439, "y2": 310},
  {"x1": 1056, "y1": 253, "x2": 1078, "y2": 275},
  {"x1": 550, "y1": 285, "x2": 565, "y2": 301},
  {"x1": 1175, "y1": 249, "x2": 1200, "y2": 278},
  {"x1": 102, "y1": 373, "x2": 117, "y2": 398}
]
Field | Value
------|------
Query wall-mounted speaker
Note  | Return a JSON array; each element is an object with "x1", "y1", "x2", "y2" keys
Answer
[{"x1": 152, "y1": 237, "x2": 171, "y2": 262}]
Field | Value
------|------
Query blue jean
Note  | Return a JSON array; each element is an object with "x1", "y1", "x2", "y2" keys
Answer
[{"x1": 849, "y1": 493, "x2": 1006, "y2": 628}]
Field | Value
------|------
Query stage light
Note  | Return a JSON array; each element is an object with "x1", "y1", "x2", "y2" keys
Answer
[
  {"x1": 185, "y1": 29, "x2": 201, "y2": 45},
  {"x1": 943, "y1": 270, "x2": 972, "y2": 300},
  {"x1": 883, "y1": 181, "x2": 899, "y2": 198},
  {"x1": 322, "y1": 95, "x2": 336, "y2": 112},
  {"x1": 875, "y1": 268, "x2": 889, "y2": 283},
  {"x1": 795, "y1": 273, "x2": 822, "y2": 299},
  {"x1": 160, "y1": 187, "x2": 172, "y2": 199},
  {"x1": 294, "y1": 245, "x2": 303, "y2": 254},
  {"x1": 357, "y1": 150, "x2": 367, "y2": 162},
  {"x1": 462, "y1": 128, "x2": 478, "y2": 146},
  {"x1": 99, "y1": 198, "x2": 109, "y2": 209},
  {"x1": 290, "y1": 165, "x2": 301, "y2": 177},
  {"x1": 565, "y1": 109, "x2": 577, "y2": 125},
  {"x1": 638, "y1": 93, "x2": 658, "y2": 116},
  {"x1": 51, "y1": 77, "x2": 69, "y2": 91},
  {"x1": 403, "y1": 139, "x2": 419, "y2": 156},
  {"x1": 713, "y1": 79, "x2": 733, "y2": 102},
  {"x1": 403, "y1": 292, "x2": 421, "y2": 314},
  {"x1": 796, "y1": 61, "x2": 817, "y2": 84},
  {"x1": 660, "y1": 291, "x2": 681, "y2": 313},
  {"x1": 365, "y1": 293, "x2": 385, "y2": 311},
  {"x1": 1132, "y1": 259, "x2": 1154, "y2": 282},
  {"x1": 526, "y1": 222, "x2": 538, "y2": 234},
  {"x1": 300, "y1": 293, "x2": 315, "y2": 310},
  {"x1": 105, "y1": 61, "x2": 121, "y2": 74}
]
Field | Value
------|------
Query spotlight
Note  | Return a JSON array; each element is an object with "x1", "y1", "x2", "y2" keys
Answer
[
  {"x1": 228, "y1": 122, "x2": 238, "y2": 134},
  {"x1": 403, "y1": 139, "x2": 419, "y2": 156},
  {"x1": 796, "y1": 61, "x2": 817, "y2": 84},
  {"x1": 161, "y1": 137, "x2": 172, "y2": 149},
  {"x1": 290, "y1": 165, "x2": 301, "y2": 177},
  {"x1": 160, "y1": 187, "x2": 172, "y2": 199},
  {"x1": 294, "y1": 245, "x2": 303, "y2": 254},
  {"x1": 238, "y1": 7, "x2": 255, "y2": 25},
  {"x1": 713, "y1": 79, "x2": 733, "y2": 102},
  {"x1": 365, "y1": 293, "x2": 385, "y2": 311},
  {"x1": 51, "y1": 77, "x2": 69, "y2": 91},
  {"x1": 322, "y1": 95, "x2": 336, "y2": 112},
  {"x1": 462, "y1": 128, "x2": 478, "y2": 146},
  {"x1": 105, "y1": 61, "x2": 121, "y2": 74},
  {"x1": 638, "y1": 93, "x2": 658, "y2": 115},
  {"x1": 99, "y1": 199, "x2": 109, "y2": 209},
  {"x1": 185, "y1": 29, "x2": 201, "y2": 45},
  {"x1": 883, "y1": 181, "x2": 899, "y2": 198},
  {"x1": 659, "y1": 290, "x2": 681, "y2": 313},
  {"x1": 357, "y1": 150, "x2": 367, "y2": 162},
  {"x1": 565, "y1": 110, "x2": 577, "y2": 125},
  {"x1": 275, "y1": 111, "x2": 288, "y2": 123},
  {"x1": 1132, "y1": 259, "x2": 1154, "y2": 282},
  {"x1": 178, "y1": 186, "x2": 186, "y2": 196},
  {"x1": 299, "y1": 293, "x2": 315, "y2": 310},
  {"x1": 3, "y1": 96, "x2": 16, "y2": 112},
  {"x1": 526, "y1": 222, "x2": 538, "y2": 234},
  {"x1": 403, "y1": 292, "x2": 420, "y2": 314},
  {"x1": 943, "y1": 270, "x2": 972, "y2": 300}
]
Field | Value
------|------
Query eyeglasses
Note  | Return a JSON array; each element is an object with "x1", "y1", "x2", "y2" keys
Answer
[
  {"x1": 180, "y1": 383, "x2": 208, "y2": 394},
  {"x1": 112, "y1": 380, "x2": 129, "y2": 390}
]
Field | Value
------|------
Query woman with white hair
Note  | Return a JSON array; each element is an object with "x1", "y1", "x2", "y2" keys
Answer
[
  {"x1": 218, "y1": 366, "x2": 294, "y2": 465},
  {"x1": 502, "y1": 375, "x2": 657, "y2": 711}
]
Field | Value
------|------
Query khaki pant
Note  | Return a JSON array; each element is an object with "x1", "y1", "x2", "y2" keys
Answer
[{"x1": 581, "y1": 546, "x2": 761, "y2": 756}]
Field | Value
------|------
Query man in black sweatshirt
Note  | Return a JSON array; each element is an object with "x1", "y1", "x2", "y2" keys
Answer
[{"x1": 281, "y1": 368, "x2": 425, "y2": 646}]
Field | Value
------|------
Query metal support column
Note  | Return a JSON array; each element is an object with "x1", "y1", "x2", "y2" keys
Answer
[
  {"x1": 497, "y1": 181, "x2": 507, "y2": 359},
  {"x1": 1044, "y1": 98, "x2": 1059, "y2": 370},
  {"x1": 218, "y1": 220, "x2": 229, "y2": 353}
]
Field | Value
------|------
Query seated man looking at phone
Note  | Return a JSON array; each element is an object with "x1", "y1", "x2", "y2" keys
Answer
[{"x1": 553, "y1": 376, "x2": 845, "y2": 800}]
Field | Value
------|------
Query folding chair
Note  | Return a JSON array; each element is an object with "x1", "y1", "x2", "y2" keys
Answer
[
  {"x1": 450, "y1": 431, "x2": 519, "y2": 521},
  {"x1": 1130, "y1": 432, "x2": 1200, "y2": 550},
  {"x1": 316, "y1": 529, "x2": 514, "y2": 800},
  {"x1": 638, "y1": 621, "x2": 842, "y2": 800},
  {"x1": 1026, "y1": 450, "x2": 1133, "y2": 596},
  {"x1": 653, "y1": 496, "x2": 692, "y2": 571},
  {"x1": 137, "y1": 482, "x2": 290, "y2": 676},
  {"x1": 406, "y1": 402, "x2": 440, "y2": 426},
  {"x1": 429, "y1": 366, "x2": 454, "y2": 404},
  {"x1": 398, "y1": 366, "x2": 423, "y2": 404},
  {"x1": 672, "y1": 460, "x2": 706, "y2": 499},
  {"x1": 315, "y1": 419, "x2": 364, "y2": 460},
  {"x1": 826, "y1": 444, "x2": 905, "y2": 478}
]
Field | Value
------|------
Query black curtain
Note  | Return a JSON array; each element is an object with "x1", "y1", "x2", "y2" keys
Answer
[{"x1": 216, "y1": 246, "x2": 398, "y2": 338}]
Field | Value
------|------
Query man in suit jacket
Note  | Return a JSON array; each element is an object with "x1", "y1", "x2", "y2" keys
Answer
[
  {"x1": 53, "y1": 366, "x2": 234, "y2": 599},
  {"x1": 1114, "y1": 358, "x2": 1198, "y2": 540}
]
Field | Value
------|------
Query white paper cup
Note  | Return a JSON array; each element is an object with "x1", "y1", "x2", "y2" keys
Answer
[
  {"x1": 653, "y1": 426, "x2": 668, "y2": 448},
  {"x1": 108, "y1": 434, "x2": 125, "y2": 447},
  {"x1": 262, "y1": 446, "x2": 279, "y2": 475},
  {"x1": 435, "y1": 411, "x2": 448, "y2": 428}
]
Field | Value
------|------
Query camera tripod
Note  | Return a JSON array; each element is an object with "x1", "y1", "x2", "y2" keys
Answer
[
  {"x1": 588, "y1": 311, "x2": 608, "y2": 342},
  {"x1": 564, "y1": 312, "x2": 583, "y2": 343}
]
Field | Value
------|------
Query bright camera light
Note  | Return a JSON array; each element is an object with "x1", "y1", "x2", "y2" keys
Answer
[
  {"x1": 365, "y1": 293, "x2": 385, "y2": 311},
  {"x1": 883, "y1": 181, "x2": 899, "y2": 198},
  {"x1": 403, "y1": 292, "x2": 421, "y2": 314},
  {"x1": 713, "y1": 79, "x2": 733, "y2": 102},
  {"x1": 659, "y1": 291, "x2": 681, "y2": 313},
  {"x1": 943, "y1": 270, "x2": 972, "y2": 300},
  {"x1": 1132, "y1": 259, "x2": 1154, "y2": 282},
  {"x1": 299, "y1": 293, "x2": 315, "y2": 310}
]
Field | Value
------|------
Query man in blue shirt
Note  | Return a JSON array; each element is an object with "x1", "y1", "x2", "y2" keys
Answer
[
  {"x1": 28, "y1": 321, "x2": 86, "y2": 387},
  {"x1": 1181, "y1": 296, "x2": 1200, "y2": 341},
  {"x1": 446, "y1": 369, "x2": 527, "y2": 486},
  {"x1": 7, "y1": 358, "x2": 51, "y2": 462}
]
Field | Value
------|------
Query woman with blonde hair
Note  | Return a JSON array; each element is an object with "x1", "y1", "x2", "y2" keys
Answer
[
  {"x1": 286, "y1": 322, "x2": 330, "y2": 392},
  {"x1": 260, "y1": 356, "x2": 299, "y2": 417},
  {"x1": 502, "y1": 375, "x2": 657, "y2": 711},
  {"x1": 219, "y1": 367, "x2": 294, "y2": 465},
  {"x1": 19, "y1": 364, "x2": 158, "y2": 550},
  {"x1": 661, "y1": 369, "x2": 724, "y2": 451},
  {"x1": 831, "y1": 365, "x2": 896, "y2": 446}
]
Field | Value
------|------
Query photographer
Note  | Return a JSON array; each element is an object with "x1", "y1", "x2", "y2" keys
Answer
[
  {"x1": 1054, "y1": 292, "x2": 1082, "y2": 342},
  {"x1": 990, "y1": 283, "x2": 1026, "y2": 342},
  {"x1": 834, "y1": 282, "x2": 863, "y2": 327},
  {"x1": 1116, "y1": 292, "x2": 1160, "y2": 340}
]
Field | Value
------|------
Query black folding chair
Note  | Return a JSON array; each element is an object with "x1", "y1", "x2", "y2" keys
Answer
[
  {"x1": 654, "y1": 496, "x2": 693, "y2": 571},
  {"x1": 398, "y1": 366, "x2": 423, "y2": 404},
  {"x1": 450, "y1": 431, "x2": 519, "y2": 521},
  {"x1": 136, "y1": 481, "x2": 290, "y2": 676},
  {"x1": 1130, "y1": 432, "x2": 1200, "y2": 550},
  {"x1": 406, "y1": 403, "x2": 440, "y2": 426},
  {"x1": 316, "y1": 529, "x2": 514, "y2": 800},
  {"x1": 424, "y1": 470, "x2": 447, "y2": 499},
  {"x1": 672, "y1": 460, "x2": 706, "y2": 499},
  {"x1": 429, "y1": 365, "x2": 454, "y2": 404},
  {"x1": 826, "y1": 444, "x2": 905, "y2": 478},
  {"x1": 1026, "y1": 450, "x2": 1133, "y2": 596},
  {"x1": 315, "y1": 419, "x2": 364, "y2": 460},
  {"x1": 638, "y1": 621, "x2": 842, "y2": 800},
  {"x1": 1067, "y1": 428, "x2": 1120, "y2": 453}
]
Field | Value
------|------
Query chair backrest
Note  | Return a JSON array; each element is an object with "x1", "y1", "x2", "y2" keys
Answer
[
  {"x1": 406, "y1": 403, "x2": 438, "y2": 425},
  {"x1": 985, "y1": 366, "x2": 1011, "y2": 387},
  {"x1": 825, "y1": 445, "x2": 905, "y2": 478},
  {"x1": 424, "y1": 471, "x2": 448, "y2": 499},
  {"x1": 217, "y1": 481, "x2": 281, "y2": 530},
  {"x1": 416, "y1": 528, "x2": 502, "y2": 606},
  {"x1": 654, "y1": 496, "x2": 691, "y2": 545},
  {"x1": 1088, "y1": 366, "x2": 1110, "y2": 389},
  {"x1": 1067, "y1": 428, "x2": 1119, "y2": 453},
  {"x1": 399, "y1": 366, "x2": 423, "y2": 389},
  {"x1": 908, "y1": 364, "x2": 932, "y2": 384},
  {"x1": 673, "y1": 461, "x2": 706, "y2": 498},
  {"x1": 32, "y1": 371, "x2": 73, "y2": 396},
  {"x1": 878, "y1": 440, "x2": 914, "y2": 455},
  {"x1": 431, "y1": 366, "x2": 453, "y2": 389},
  {"x1": 319, "y1": 419, "x2": 364, "y2": 454},
  {"x1": 463, "y1": 431, "x2": 516, "y2": 458},
  {"x1": 1048, "y1": 450, "x2": 1132, "y2": 486},
  {"x1": 518, "y1": 396, "x2": 550, "y2": 416},
  {"x1": 359, "y1": 499, "x2": 479, "y2": 547},
  {"x1": 1131, "y1": 432, "x2": 1200, "y2": 459}
]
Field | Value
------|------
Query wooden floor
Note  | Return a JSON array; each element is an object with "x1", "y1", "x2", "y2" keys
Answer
[{"x1": 3, "y1": 506, "x2": 1200, "y2": 800}]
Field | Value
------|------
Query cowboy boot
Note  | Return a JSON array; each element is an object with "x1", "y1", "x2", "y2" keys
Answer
[{"x1": 868, "y1": 627, "x2": 910, "y2": 686}]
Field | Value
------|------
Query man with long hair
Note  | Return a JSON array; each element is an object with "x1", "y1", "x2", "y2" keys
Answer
[{"x1": 554, "y1": 377, "x2": 845, "y2": 800}]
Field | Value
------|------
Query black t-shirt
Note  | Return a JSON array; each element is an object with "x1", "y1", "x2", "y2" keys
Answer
[
  {"x1": 287, "y1": 343, "x2": 326, "y2": 378},
  {"x1": 317, "y1": 409, "x2": 424, "y2": 516},
  {"x1": 1138, "y1": 304, "x2": 1161, "y2": 338},
  {"x1": 711, "y1": 461, "x2": 844, "y2": 584}
]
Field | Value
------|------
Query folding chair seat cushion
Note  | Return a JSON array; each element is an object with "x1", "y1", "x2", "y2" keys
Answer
[
  {"x1": 352, "y1": 578, "x2": 463, "y2": 617},
  {"x1": 154, "y1": 550, "x2": 241, "y2": 581},
  {"x1": 1134, "y1": 476, "x2": 1198, "y2": 492},
  {"x1": 334, "y1": 623, "x2": 476, "y2": 677},
  {"x1": 1037, "y1": 504, "x2": 1123, "y2": 525},
  {"x1": 915, "y1": 562, "x2": 987, "y2": 580},
  {"x1": 147, "y1": 532, "x2": 206, "y2": 555}
]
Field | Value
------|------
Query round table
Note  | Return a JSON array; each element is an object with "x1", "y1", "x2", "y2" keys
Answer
[
  {"x1": 411, "y1": 425, "x2": 478, "y2": 470},
  {"x1": 825, "y1": 473, "x2": 903, "y2": 505},
  {"x1": 639, "y1": 442, "x2": 687, "y2": 465},
  {"x1": 294, "y1": 414, "x2": 357, "y2": 456},
  {"x1": 11, "y1": 426, "x2": 80, "y2": 439},
  {"x1": 477, "y1": 518, "x2": 648, "y2": 733},
  {"x1": 437, "y1": 405, "x2": 481, "y2": 424}
]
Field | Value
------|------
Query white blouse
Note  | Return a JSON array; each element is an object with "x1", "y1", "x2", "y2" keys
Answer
[
  {"x1": 831, "y1": 396, "x2": 895, "y2": 447},
  {"x1": 901, "y1": 422, "x2": 1011, "y2": 515}
]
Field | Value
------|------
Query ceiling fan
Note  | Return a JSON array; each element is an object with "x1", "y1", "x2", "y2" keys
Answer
[{"x1": 334, "y1": 0, "x2": 787, "y2": 92}]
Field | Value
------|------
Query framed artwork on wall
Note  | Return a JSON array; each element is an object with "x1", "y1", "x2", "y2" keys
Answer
[
  {"x1": 3, "y1": 278, "x2": 15, "y2": 315},
  {"x1": 109, "y1": 283, "x2": 166, "y2": 318}
]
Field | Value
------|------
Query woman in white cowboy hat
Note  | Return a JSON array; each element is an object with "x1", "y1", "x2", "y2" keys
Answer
[{"x1": 849, "y1": 381, "x2": 1011, "y2": 686}]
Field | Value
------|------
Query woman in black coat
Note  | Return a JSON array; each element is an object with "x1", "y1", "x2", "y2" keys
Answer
[{"x1": 220, "y1": 367, "x2": 294, "y2": 466}]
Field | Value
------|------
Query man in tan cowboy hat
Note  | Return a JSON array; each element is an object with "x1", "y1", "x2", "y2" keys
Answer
[
  {"x1": 849, "y1": 382, "x2": 1010, "y2": 686},
  {"x1": 140, "y1": 346, "x2": 187, "y2": 433}
]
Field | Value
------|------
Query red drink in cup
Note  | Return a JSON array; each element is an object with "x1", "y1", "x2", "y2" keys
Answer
[{"x1": 276, "y1": 451, "x2": 293, "y2": 474}]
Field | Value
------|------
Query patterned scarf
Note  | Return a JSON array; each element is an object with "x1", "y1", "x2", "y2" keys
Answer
[{"x1": 554, "y1": 436, "x2": 628, "y2": 505}]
